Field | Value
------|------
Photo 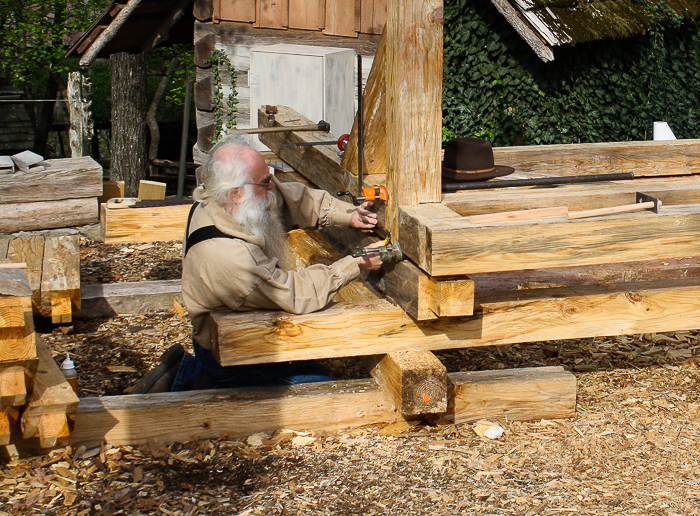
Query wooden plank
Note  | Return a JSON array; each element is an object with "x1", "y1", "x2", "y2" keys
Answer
[
  {"x1": 258, "y1": 106, "x2": 357, "y2": 197},
  {"x1": 137, "y1": 180, "x2": 167, "y2": 200},
  {"x1": 364, "y1": 351, "x2": 447, "y2": 416},
  {"x1": 70, "y1": 379, "x2": 398, "y2": 447},
  {"x1": 0, "y1": 406, "x2": 19, "y2": 446},
  {"x1": 11, "y1": 150, "x2": 43, "y2": 172},
  {"x1": 372, "y1": 0, "x2": 387, "y2": 34},
  {"x1": 289, "y1": 0, "x2": 325, "y2": 30},
  {"x1": 100, "y1": 202, "x2": 192, "y2": 244},
  {"x1": 448, "y1": 366, "x2": 576, "y2": 424},
  {"x1": 341, "y1": 25, "x2": 386, "y2": 177},
  {"x1": 491, "y1": 139, "x2": 700, "y2": 178},
  {"x1": 442, "y1": 177, "x2": 700, "y2": 217},
  {"x1": 7, "y1": 235, "x2": 45, "y2": 313},
  {"x1": 40, "y1": 235, "x2": 81, "y2": 322},
  {"x1": 220, "y1": 0, "x2": 256, "y2": 22},
  {"x1": 79, "y1": 279, "x2": 184, "y2": 317},
  {"x1": 21, "y1": 337, "x2": 79, "y2": 448},
  {"x1": 324, "y1": 0, "x2": 360, "y2": 37},
  {"x1": 210, "y1": 279, "x2": 700, "y2": 365},
  {"x1": 257, "y1": 0, "x2": 289, "y2": 29},
  {"x1": 401, "y1": 204, "x2": 700, "y2": 276},
  {"x1": 0, "y1": 156, "x2": 102, "y2": 204},
  {"x1": 360, "y1": 0, "x2": 374, "y2": 33},
  {"x1": 385, "y1": 0, "x2": 443, "y2": 235},
  {"x1": 469, "y1": 206, "x2": 568, "y2": 225},
  {"x1": 0, "y1": 197, "x2": 98, "y2": 233},
  {"x1": 0, "y1": 367, "x2": 28, "y2": 406},
  {"x1": 69, "y1": 365, "x2": 572, "y2": 447},
  {"x1": 98, "y1": 180, "x2": 125, "y2": 204}
]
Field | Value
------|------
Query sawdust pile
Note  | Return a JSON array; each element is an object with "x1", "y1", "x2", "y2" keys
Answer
[{"x1": 2, "y1": 237, "x2": 700, "y2": 514}]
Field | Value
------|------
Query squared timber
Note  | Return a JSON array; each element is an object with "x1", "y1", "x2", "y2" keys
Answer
[{"x1": 400, "y1": 203, "x2": 700, "y2": 276}]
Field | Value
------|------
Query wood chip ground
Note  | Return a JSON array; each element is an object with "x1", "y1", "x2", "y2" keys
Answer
[{"x1": 2, "y1": 234, "x2": 700, "y2": 514}]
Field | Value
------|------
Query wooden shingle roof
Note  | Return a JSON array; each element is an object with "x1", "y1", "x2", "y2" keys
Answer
[{"x1": 493, "y1": 0, "x2": 700, "y2": 61}]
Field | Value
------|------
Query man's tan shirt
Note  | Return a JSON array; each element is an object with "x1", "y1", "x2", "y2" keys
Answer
[{"x1": 182, "y1": 178, "x2": 361, "y2": 350}]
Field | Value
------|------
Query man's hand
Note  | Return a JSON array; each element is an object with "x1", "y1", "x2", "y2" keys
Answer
[
  {"x1": 354, "y1": 240, "x2": 384, "y2": 271},
  {"x1": 349, "y1": 201, "x2": 378, "y2": 230}
]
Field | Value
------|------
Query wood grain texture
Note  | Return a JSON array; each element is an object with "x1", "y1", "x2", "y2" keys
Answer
[
  {"x1": 0, "y1": 296, "x2": 36, "y2": 365},
  {"x1": 442, "y1": 177, "x2": 700, "y2": 216},
  {"x1": 70, "y1": 379, "x2": 398, "y2": 447},
  {"x1": 257, "y1": 0, "x2": 289, "y2": 28},
  {"x1": 0, "y1": 197, "x2": 98, "y2": 233},
  {"x1": 21, "y1": 337, "x2": 79, "y2": 445},
  {"x1": 289, "y1": 0, "x2": 325, "y2": 30},
  {"x1": 448, "y1": 366, "x2": 576, "y2": 424},
  {"x1": 80, "y1": 279, "x2": 184, "y2": 317},
  {"x1": 40, "y1": 235, "x2": 81, "y2": 321},
  {"x1": 469, "y1": 206, "x2": 568, "y2": 224},
  {"x1": 6, "y1": 235, "x2": 45, "y2": 313},
  {"x1": 401, "y1": 204, "x2": 700, "y2": 276},
  {"x1": 386, "y1": 0, "x2": 443, "y2": 235},
  {"x1": 492, "y1": 139, "x2": 700, "y2": 178},
  {"x1": 0, "y1": 269, "x2": 32, "y2": 298},
  {"x1": 324, "y1": 0, "x2": 360, "y2": 37},
  {"x1": 0, "y1": 237, "x2": 9, "y2": 260},
  {"x1": 365, "y1": 351, "x2": 447, "y2": 416},
  {"x1": 210, "y1": 279, "x2": 700, "y2": 365},
  {"x1": 137, "y1": 180, "x2": 167, "y2": 200},
  {"x1": 0, "y1": 405, "x2": 19, "y2": 446},
  {"x1": 101, "y1": 203, "x2": 192, "y2": 244},
  {"x1": 341, "y1": 25, "x2": 386, "y2": 176},
  {"x1": 0, "y1": 156, "x2": 102, "y2": 204},
  {"x1": 0, "y1": 367, "x2": 27, "y2": 407},
  {"x1": 220, "y1": 0, "x2": 255, "y2": 22}
]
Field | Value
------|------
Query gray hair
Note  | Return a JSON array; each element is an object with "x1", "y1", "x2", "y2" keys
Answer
[{"x1": 193, "y1": 137, "x2": 255, "y2": 208}]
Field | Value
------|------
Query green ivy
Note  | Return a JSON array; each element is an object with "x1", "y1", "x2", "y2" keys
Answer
[
  {"x1": 443, "y1": 0, "x2": 700, "y2": 146},
  {"x1": 206, "y1": 49, "x2": 239, "y2": 145}
]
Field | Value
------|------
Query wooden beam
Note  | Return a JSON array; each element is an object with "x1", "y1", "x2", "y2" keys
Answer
[
  {"x1": 40, "y1": 235, "x2": 81, "y2": 323},
  {"x1": 491, "y1": 139, "x2": 700, "y2": 179},
  {"x1": 400, "y1": 204, "x2": 700, "y2": 276},
  {"x1": 6, "y1": 235, "x2": 46, "y2": 313},
  {"x1": 386, "y1": 0, "x2": 443, "y2": 235},
  {"x1": 442, "y1": 177, "x2": 700, "y2": 216},
  {"x1": 98, "y1": 180, "x2": 125, "y2": 205},
  {"x1": 488, "y1": 0, "x2": 554, "y2": 62},
  {"x1": 137, "y1": 180, "x2": 167, "y2": 200},
  {"x1": 210, "y1": 278, "x2": 700, "y2": 365},
  {"x1": 341, "y1": 25, "x2": 387, "y2": 177},
  {"x1": 100, "y1": 202, "x2": 192, "y2": 244},
  {"x1": 0, "y1": 157, "x2": 102, "y2": 204},
  {"x1": 0, "y1": 198, "x2": 98, "y2": 233},
  {"x1": 364, "y1": 351, "x2": 447, "y2": 416},
  {"x1": 80, "y1": 0, "x2": 143, "y2": 67},
  {"x1": 80, "y1": 279, "x2": 184, "y2": 317},
  {"x1": 448, "y1": 366, "x2": 575, "y2": 423},
  {"x1": 21, "y1": 337, "x2": 79, "y2": 448},
  {"x1": 68, "y1": 366, "x2": 573, "y2": 447}
]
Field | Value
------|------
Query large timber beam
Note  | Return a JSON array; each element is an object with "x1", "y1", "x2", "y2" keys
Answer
[
  {"x1": 386, "y1": 0, "x2": 443, "y2": 236},
  {"x1": 442, "y1": 177, "x2": 700, "y2": 216},
  {"x1": 341, "y1": 25, "x2": 387, "y2": 177},
  {"x1": 210, "y1": 278, "x2": 700, "y2": 366},
  {"x1": 491, "y1": 139, "x2": 700, "y2": 179},
  {"x1": 399, "y1": 203, "x2": 700, "y2": 276},
  {"x1": 68, "y1": 366, "x2": 575, "y2": 448}
]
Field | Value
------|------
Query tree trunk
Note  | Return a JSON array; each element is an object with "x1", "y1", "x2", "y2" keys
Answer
[{"x1": 110, "y1": 52, "x2": 148, "y2": 197}]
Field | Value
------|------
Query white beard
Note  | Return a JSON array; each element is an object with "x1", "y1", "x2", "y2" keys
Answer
[{"x1": 232, "y1": 189, "x2": 292, "y2": 271}]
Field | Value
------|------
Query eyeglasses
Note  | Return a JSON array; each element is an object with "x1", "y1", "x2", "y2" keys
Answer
[{"x1": 246, "y1": 175, "x2": 274, "y2": 188}]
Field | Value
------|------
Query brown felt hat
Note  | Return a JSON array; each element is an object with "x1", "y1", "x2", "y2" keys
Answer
[{"x1": 442, "y1": 137, "x2": 514, "y2": 181}]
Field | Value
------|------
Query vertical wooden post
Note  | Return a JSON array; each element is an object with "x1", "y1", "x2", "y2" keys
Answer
[
  {"x1": 386, "y1": 0, "x2": 444, "y2": 236},
  {"x1": 67, "y1": 72, "x2": 93, "y2": 158}
]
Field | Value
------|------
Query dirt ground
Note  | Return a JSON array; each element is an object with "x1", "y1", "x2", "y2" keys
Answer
[{"x1": 2, "y1": 235, "x2": 700, "y2": 515}]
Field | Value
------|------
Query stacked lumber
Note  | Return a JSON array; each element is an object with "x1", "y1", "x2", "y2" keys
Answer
[
  {"x1": 101, "y1": 199, "x2": 193, "y2": 244},
  {"x1": 0, "y1": 156, "x2": 102, "y2": 234},
  {"x1": 1, "y1": 232, "x2": 81, "y2": 323},
  {"x1": 0, "y1": 269, "x2": 38, "y2": 445}
]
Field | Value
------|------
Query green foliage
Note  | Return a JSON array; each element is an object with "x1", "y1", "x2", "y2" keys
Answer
[
  {"x1": 0, "y1": 0, "x2": 109, "y2": 93},
  {"x1": 206, "y1": 49, "x2": 239, "y2": 145},
  {"x1": 443, "y1": 0, "x2": 700, "y2": 146}
]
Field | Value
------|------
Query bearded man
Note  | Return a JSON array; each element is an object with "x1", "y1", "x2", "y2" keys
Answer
[{"x1": 132, "y1": 139, "x2": 383, "y2": 393}]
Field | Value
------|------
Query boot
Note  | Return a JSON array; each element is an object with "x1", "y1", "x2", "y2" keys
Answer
[{"x1": 130, "y1": 344, "x2": 185, "y2": 394}]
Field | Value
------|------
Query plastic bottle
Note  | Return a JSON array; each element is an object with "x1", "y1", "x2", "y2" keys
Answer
[{"x1": 61, "y1": 354, "x2": 78, "y2": 394}]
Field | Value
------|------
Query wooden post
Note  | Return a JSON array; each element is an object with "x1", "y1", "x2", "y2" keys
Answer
[
  {"x1": 385, "y1": 0, "x2": 444, "y2": 236},
  {"x1": 67, "y1": 72, "x2": 93, "y2": 158}
]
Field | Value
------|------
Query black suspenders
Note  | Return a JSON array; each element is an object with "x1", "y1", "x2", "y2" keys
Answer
[{"x1": 184, "y1": 202, "x2": 236, "y2": 257}]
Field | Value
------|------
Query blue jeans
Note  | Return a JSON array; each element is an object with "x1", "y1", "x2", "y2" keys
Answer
[{"x1": 171, "y1": 342, "x2": 332, "y2": 391}]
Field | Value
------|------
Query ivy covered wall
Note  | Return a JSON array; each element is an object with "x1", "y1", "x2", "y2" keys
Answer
[{"x1": 442, "y1": 0, "x2": 700, "y2": 147}]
